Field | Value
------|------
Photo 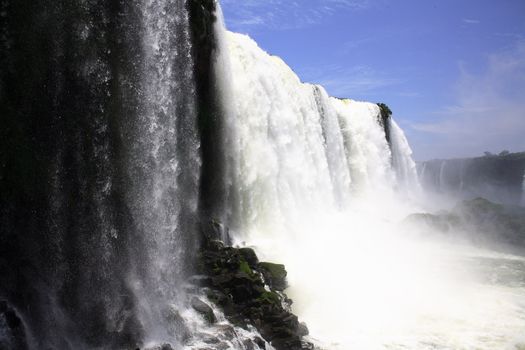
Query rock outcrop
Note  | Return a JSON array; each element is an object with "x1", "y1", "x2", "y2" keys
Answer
[
  {"x1": 196, "y1": 221, "x2": 313, "y2": 350},
  {"x1": 404, "y1": 197, "x2": 525, "y2": 249}
]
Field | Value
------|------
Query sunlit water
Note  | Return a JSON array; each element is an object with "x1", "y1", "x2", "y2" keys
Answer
[{"x1": 237, "y1": 200, "x2": 525, "y2": 350}]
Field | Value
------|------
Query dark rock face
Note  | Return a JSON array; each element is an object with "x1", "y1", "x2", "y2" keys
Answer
[
  {"x1": 258, "y1": 262, "x2": 288, "y2": 292},
  {"x1": 377, "y1": 102, "x2": 392, "y2": 145},
  {"x1": 197, "y1": 224, "x2": 314, "y2": 350},
  {"x1": 187, "y1": 0, "x2": 232, "y2": 228}
]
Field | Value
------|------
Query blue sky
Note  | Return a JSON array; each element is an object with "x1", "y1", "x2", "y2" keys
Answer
[{"x1": 221, "y1": 0, "x2": 525, "y2": 161}]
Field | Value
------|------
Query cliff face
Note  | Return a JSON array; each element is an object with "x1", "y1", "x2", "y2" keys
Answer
[
  {"x1": 419, "y1": 152, "x2": 525, "y2": 206},
  {"x1": 377, "y1": 102, "x2": 392, "y2": 145}
]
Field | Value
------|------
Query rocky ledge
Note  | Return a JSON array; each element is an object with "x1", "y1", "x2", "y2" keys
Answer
[
  {"x1": 196, "y1": 221, "x2": 314, "y2": 350},
  {"x1": 404, "y1": 197, "x2": 525, "y2": 249}
]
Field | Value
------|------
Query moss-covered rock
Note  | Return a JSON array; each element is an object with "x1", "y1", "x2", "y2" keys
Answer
[
  {"x1": 197, "y1": 222, "x2": 313, "y2": 350},
  {"x1": 377, "y1": 102, "x2": 392, "y2": 144},
  {"x1": 259, "y1": 262, "x2": 287, "y2": 291}
]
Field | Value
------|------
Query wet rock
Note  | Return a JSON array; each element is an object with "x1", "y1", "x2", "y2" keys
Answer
[
  {"x1": 297, "y1": 322, "x2": 309, "y2": 337},
  {"x1": 197, "y1": 221, "x2": 314, "y2": 350},
  {"x1": 239, "y1": 247, "x2": 259, "y2": 267},
  {"x1": 165, "y1": 306, "x2": 191, "y2": 343},
  {"x1": 213, "y1": 324, "x2": 237, "y2": 340},
  {"x1": 202, "y1": 334, "x2": 220, "y2": 344},
  {"x1": 258, "y1": 262, "x2": 287, "y2": 291},
  {"x1": 253, "y1": 336, "x2": 266, "y2": 348},
  {"x1": 191, "y1": 297, "x2": 217, "y2": 324},
  {"x1": 143, "y1": 343, "x2": 174, "y2": 350}
]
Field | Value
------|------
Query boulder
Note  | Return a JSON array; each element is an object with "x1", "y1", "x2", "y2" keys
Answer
[
  {"x1": 191, "y1": 297, "x2": 217, "y2": 324},
  {"x1": 258, "y1": 262, "x2": 287, "y2": 291}
]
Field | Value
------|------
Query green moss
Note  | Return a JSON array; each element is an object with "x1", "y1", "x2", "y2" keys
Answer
[
  {"x1": 239, "y1": 260, "x2": 253, "y2": 275},
  {"x1": 257, "y1": 291, "x2": 280, "y2": 305},
  {"x1": 259, "y1": 262, "x2": 286, "y2": 280}
]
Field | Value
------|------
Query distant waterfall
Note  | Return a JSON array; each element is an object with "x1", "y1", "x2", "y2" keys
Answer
[{"x1": 418, "y1": 156, "x2": 525, "y2": 206}]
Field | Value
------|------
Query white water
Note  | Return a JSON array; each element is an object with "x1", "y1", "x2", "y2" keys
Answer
[
  {"x1": 219, "y1": 29, "x2": 525, "y2": 350},
  {"x1": 132, "y1": 0, "x2": 202, "y2": 344},
  {"x1": 389, "y1": 118, "x2": 420, "y2": 195}
]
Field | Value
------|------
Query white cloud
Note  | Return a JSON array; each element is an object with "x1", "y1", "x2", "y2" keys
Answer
[
  {"x1": 462, "y1": 18, "x2": 480, "y2": 24},
  {"x1": 221, "y1": 0, "x2": 372, "y2": 31},
  {"x1": 299, "y1": 64, "x2": 401, "y2": 98},
  {"x1": 409, "y1": 41, "x2": 525, "y2": 160}
]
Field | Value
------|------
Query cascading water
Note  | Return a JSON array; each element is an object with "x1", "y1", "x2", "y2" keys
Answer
[
  {"x1": 388, "y1": 118, "x2": 420, "y2": 194},
  {"x1": 128, "y1": 0, "x2": 202, "y2": 343},
  {"x1": 0, "y1": 0, "x2": 201, "y2": 348},
  {"x1": 217, "y1": 25, "x2": 525, "y2": 350}
]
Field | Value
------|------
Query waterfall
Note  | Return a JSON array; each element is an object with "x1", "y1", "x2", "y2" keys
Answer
[
  {"x1": 388, "y1": 118, "x2": 420, "y2": 194},
  {"x1": 0, "y1": 0, "x2": 201, "y2": 348},
  {"x1": 221, "y1": 30, "x2": 415, "y2": 241},
  {"x1": 130, "y1": 0, "x2": 201, "y2": 342},
  {"x1": 220, "y1": 29, "x2": 425, "y2": 349},
  {"x1": 214, "y1": 22, "x2": 525, "y2": 350}
]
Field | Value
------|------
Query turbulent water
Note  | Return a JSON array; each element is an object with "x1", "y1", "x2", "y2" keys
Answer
[{"x1": 1, "y1": 1, "x2": 525, "y2": 349}]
